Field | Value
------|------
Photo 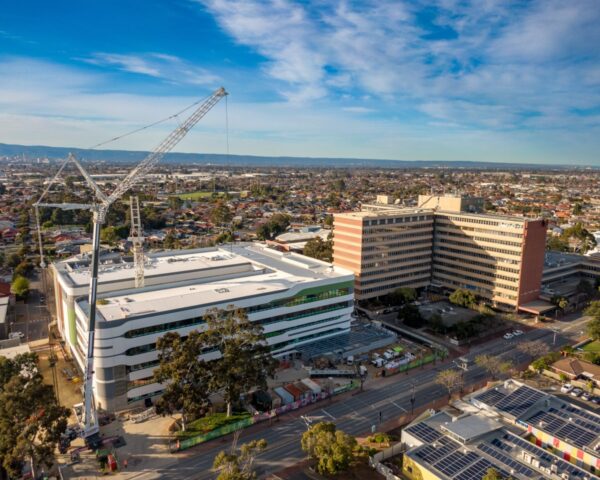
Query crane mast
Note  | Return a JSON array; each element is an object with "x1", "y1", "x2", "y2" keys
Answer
[
  {"x1": 34, "y1": 87, "x2": 228, "y2": 438},
  {"x1": 129, "y1": 196, "x2": 145, "y2": 288}
]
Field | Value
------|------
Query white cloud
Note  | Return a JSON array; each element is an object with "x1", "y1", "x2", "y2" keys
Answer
[
  {"x1": 197, "y1": 0, "x2": 600, "y2": 134},
  {"x1": 82, "y1": 52, "x2": 220, "y2": 86}
]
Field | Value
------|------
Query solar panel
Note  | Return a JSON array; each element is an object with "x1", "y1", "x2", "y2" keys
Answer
[
  {"x1": 564, "y1": 404, "x2": 600, "y2": 424},
  {"x1": 454, "y1": 458, "x2": 509, "y2": 480},
  {"x1": 404, "y1": 422, "x2": 443, "y2": 443},
  {"x1": 490, "y1": 438, "x2": 512, "y2": 452},
  {"x1": 477, "y1": 443, "x2": 536, "y2": 477},
  {"x1": 555, "y1": 423, "x2": 597, "y2": 448},
  {"x1": 527, "y1": 411, "x2": 566, "y2": 435},
  {"x1": 414, "y1": 438, "x2": 459, "y2": 464},
  {"x1": 474, "y1": 388, "x2": 507, "y2": 406},
  {"x1": 433, "y1": 450, "x2": 480, "y2": 477},
  {"x1": 551, "y1": 407, "x2": 600, "y2": 434},
  {"x1": 503, "y1": 433, "x2": 590, "y2": 479},
  {"x1": 494, "y1": 385, "x2": 545, "y2": 418},
  {"x1": 527, "y1": 410, "x2": 599, "y2": 448}
]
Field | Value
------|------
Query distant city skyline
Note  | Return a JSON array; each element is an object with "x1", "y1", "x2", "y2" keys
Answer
[{"x1": 1, "y1": 0, "x2": 599, "y2": 165}]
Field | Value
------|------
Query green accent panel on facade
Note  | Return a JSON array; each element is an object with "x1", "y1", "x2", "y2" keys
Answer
[
  {"x1": 67, "y1": 306, "x2": 77, "y2": 345},
  {"x1": 294, "y1": 281, "x2": 354, "y2": 298}
]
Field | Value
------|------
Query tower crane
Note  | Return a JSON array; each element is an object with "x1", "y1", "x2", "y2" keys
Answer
[
  {"x1": 34, "y1": 87, "x2": 227, "y2": 438},
  {"x1": 128, "y1": 196, "x2": 145, "y2": 288}
]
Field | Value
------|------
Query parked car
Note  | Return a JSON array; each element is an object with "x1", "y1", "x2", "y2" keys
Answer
[
  {"x1": 570, "y1": 388, "x2": 584, "y2": 397},
  {"x1": 512, "y1": 329, "x2": 524, "y2": 336},
  {"x1": 581, "y1": 392, "x2": 593, "y2": 401},
  {"x1": 383, "y1": 351, "x2": 394, "y2": 361},
  {"x1": 560, "y1": 383, "x2": 574, "y2": 393},
  {"x1": 503, "y1": 333, "x2": 514, "y2": 340},
  {"x1": 591, "y1": 396, "x2": 600, "y2": 404},
  {"x1": 9, "y1": 331, "x2": 24, "y2": 339}
]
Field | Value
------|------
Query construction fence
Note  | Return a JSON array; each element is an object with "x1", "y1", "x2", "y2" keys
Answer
[{"x1": 171, "y1": 381, "x2": 358, "y2": 452}]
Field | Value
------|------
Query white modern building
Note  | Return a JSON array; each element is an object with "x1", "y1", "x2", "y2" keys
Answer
[{"x1": 52, "y1": 244, "x2": 354, "y2": 412}]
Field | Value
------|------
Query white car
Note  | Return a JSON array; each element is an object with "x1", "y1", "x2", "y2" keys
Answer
[
  {"x1": 512, "y1": 329, "x2": 524, "y2": 336},
  {"x1": 9, "y1": 331, "x2": 24, "y2": 339},
  {"x1": 560, "y1": 383, "x2": 574, "y2": 393},
  {"x1": 503, "y1": 333, "x2": 514, "y2": 340}
]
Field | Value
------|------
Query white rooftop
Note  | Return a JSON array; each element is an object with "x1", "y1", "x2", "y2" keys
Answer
[{"x1": 72, "y1": 244, "x2": 353, "y2": 322}]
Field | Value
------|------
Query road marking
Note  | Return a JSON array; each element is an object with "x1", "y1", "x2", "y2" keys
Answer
[
  {"x1": 392, "y1": 401, "x2": 406, "y2": 412},
  {"x1": 321, "y1": 409, "x2": 336, "y2": 420}
]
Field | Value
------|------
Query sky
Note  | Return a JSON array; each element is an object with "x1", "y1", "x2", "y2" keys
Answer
[{"x1": 1, "y1": 0, "x2": 599, "y2": 165}]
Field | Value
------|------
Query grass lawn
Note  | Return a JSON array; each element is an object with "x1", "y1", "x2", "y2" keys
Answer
[
  {"x1": 582, "y1": 340, "x2": 600, "y2": 353},
  {"x1": 177, "y1": 412, "x2": 251, "y2": 437},
  {"x1": 177, "y1": 191, "x2": 224, "y2": 200}
]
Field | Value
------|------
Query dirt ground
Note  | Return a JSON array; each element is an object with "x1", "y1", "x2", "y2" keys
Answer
[{"x1": 36, "y1": 342, "x2": 84, "y2": 414}]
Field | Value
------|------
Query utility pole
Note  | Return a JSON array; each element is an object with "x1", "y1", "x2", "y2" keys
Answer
[{"x1": 410, "y1": 383, "x2": 416, "y2": 416}]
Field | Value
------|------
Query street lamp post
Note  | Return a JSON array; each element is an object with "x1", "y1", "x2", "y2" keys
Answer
[{"x1": 410, "y1": 383, "x2": 416, "y2": 416}]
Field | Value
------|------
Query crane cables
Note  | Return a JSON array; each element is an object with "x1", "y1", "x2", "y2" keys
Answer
[{"x1": 86, "y1": 92, "x2": 215, "y2": 150}]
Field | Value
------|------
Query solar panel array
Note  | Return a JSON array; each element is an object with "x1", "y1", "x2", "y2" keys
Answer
[
  {"x1": 494, "y1": 385, "x2": 546, "y2": 418},
  {"x1": 434, "y1": 450, "x2": 481, "y2": 477},
  {"x1": 454, "y1": 458, "x2": 509, "y2": 480},
  {"x1": 549, "y1": 407, "x2": 600, "y2": 434},
  {"x1": 413, "y1": 436, "x2": 460, "y2": 464},
  {"x1": 503, "y1": 432, "x2": 592, "y2": 479},
  {"x1": 474, "y1": 388, "x2": 507, "y2": 406},
  {"x1": 404, "y1": 422, "x2": 443, "y2": 443},
  {"x1": 527, "y1": 411, "x2": 597, "y2": 448},
  {"x1": 564, "y1": 404, "x2": 600, "y2": 425},
  {"x1": 478, "y1": 443, "x2": 536, "y2": 477}
]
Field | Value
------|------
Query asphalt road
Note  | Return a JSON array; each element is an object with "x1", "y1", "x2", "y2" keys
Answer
[
  {"x1": 9, "y1": 273, "x2": 49, "y2": 342},
  {"x1": 127, "y1": 326, "x2": 572, "y2": 480}
]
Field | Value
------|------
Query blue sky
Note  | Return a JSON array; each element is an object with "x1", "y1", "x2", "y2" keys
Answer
[{"x1": 1, "y1": 0, "x2": 599, "y2": 165}]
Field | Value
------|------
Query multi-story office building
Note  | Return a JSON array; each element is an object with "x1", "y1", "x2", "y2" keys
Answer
[
  {"x1": 52, "y1": 244, "x2": 353, "y2": 411},
  {"x1": 333, "y1": 195, "x2": 547, "y2": 310}
]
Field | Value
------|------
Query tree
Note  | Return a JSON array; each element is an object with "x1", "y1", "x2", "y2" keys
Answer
[
  {"x1": 573, "y1": 203, "x2": 583, "y2": 215},
  {"x1": 449, "y1": 289, "x2": 477, "y2": 308},
  {"x1": 0, "y1": 183, "x2": 5, "y2": 195},
  {"x1": 551, "y1": 295, "x2": 568, "y2": 312},
  {"x1": 301, "y1": 422, "x2": 357, "y2": 475},
  {"x1": 303, "y1": 236, "x2": 333, "y2": 262},
  {"x1": 200, "y1": 307, "x2": 277, "y2": 417},
  {"x1": 388, "y1": 287, "x2": 417, "y2": 306},
  {"x1": 399, "y1": 304, "x2": 424, "y2": 328},
  {"x1": 163, "y1": 231, "x2": 179, "y2": 249},
  {"x1": 100, "y1": 226, "x2": 119, "y2": 245},
  {"x1": 482, "y1": 468, "x2": 511, "y2": 480},
  {"x1": 255, "y1": 214, "x2": 290, "y2": 241},
  {"x1": 14, "y1": 260, "x2": 33, "y2": 278},
  {"x1": 584, "y1": 301, "x2": 600, "y2": 340},
  {"x1": 212, "y1": 439, "x2": 267, "y2": 480},
  {"x1": 475, "y1": 355, "x2": 512, "y2": 380},
  {"x1": 586, "y1": 317, "x2": 600, "y2": 341},
  {"x1": 6, "y1": 253, "x2": 22, "y2": 269},
  {"x1": 168, "y1": 196, "x2": 184, "y2": 210},
  {"x1": 211, "y1": 202, "x2": 233, "y2": 226},
  {"x1": 435, "y1": 369, "x2": 462, "y2": 398},
  {"x1": 0, "y1": 353, "x2": 69, "y2": 478},
  {"x1": 10, "y1": 276, "x2": 30, "y2": 298},
  {"x1": 153, "y1": 331, "x2": 213, "y2": 431}
]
